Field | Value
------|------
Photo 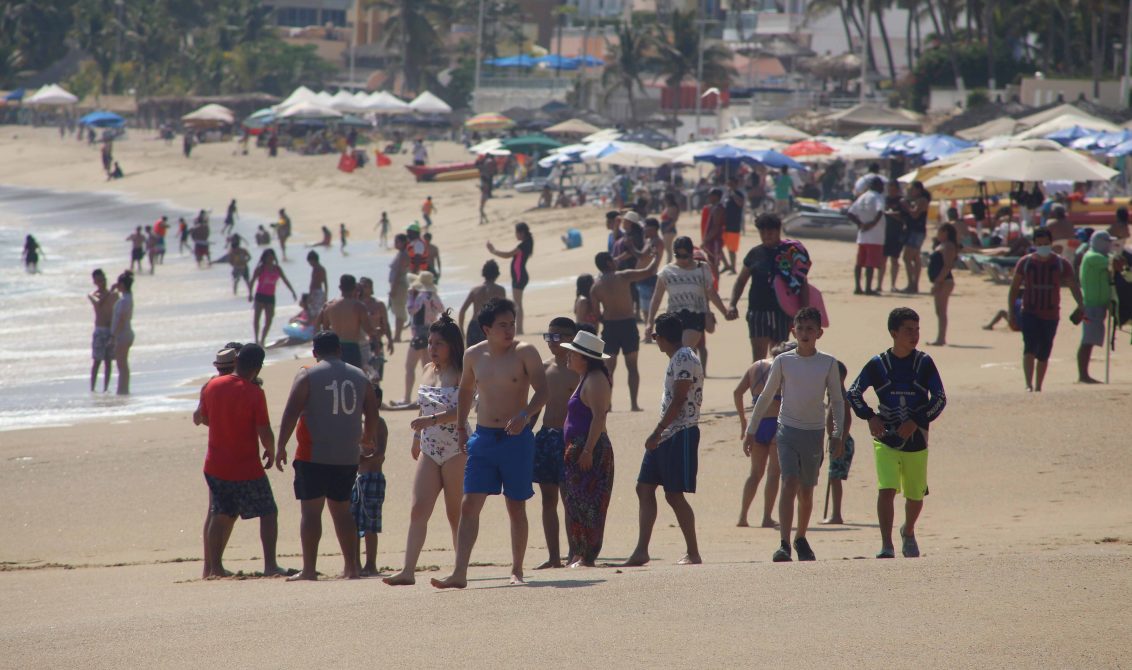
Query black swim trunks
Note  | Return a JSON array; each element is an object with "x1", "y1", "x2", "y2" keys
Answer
[
  {"x1": 131, "y1": 247, "x2": 144, "y2": 262},
  {"x1": 293, "y1": 460, "x2": 358, "y2": 502},
  {"x1": 602, "y1": 317, "x2": 640, "y2": 356},
  {"x1": 254, "y1": 293, "x2": 275, "y2": 306},
  {"x1": 676, "y1": 309, "x2": 706, "y2": 333}
]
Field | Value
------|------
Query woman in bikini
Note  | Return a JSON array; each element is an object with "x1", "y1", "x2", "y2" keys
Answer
[
  {"x1": 111, "y1": 271, "x2": 135, "y2": 395},
  {"x1": 384, "y1": 313, "x2": 467, "y2": 586},
  {"x1": 927, "y1": 222, "x2": 959, "y2": 346},
  {"x1": 660, "y1": 192, "x2": 680, "y2": 263},
  {"x1": 248, "y1": 248, "x2": 297, "y2": 346},
  {"x1": 573, "y1": 274, "x2": 599, "y2": 328},
  {"x1": 486, "y1": 221, "x2": 533, "y2": 334},
  {"x1": 733, "y1": 341, "x2": 795, "y2": 527}
]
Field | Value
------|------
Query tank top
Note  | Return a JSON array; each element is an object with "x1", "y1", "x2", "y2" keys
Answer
[
  {"x1": 563, "y1": 373, "x2": 594, "y2": 446},
  {"x1": 301, "y1": 359, "x2": 371, "y2": 465},
  {"x1": 257, "y1": 266, "x2": 281, "y2": 295}
]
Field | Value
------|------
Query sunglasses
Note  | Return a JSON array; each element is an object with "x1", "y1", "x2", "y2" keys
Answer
[{"x1": 543, "y1": 333, "x2": 566, "y2": 342}]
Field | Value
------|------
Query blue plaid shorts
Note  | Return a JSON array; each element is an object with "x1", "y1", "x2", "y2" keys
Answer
[{"x1": 351, "y1": 471, "x2": 386, "y2": 536}]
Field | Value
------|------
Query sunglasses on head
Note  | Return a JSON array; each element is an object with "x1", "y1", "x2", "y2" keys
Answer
[{"x1": 543, "y1": 333, "x2": 565, "y2": 342}]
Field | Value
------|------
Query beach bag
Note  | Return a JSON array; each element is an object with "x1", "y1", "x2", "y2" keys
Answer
[
  {"x1": 774, "y1": 277, "x2": 830, "y2": 328},
  {"x1": 338, "y1": 152, "x2": 357, "y2": 173},
  {"x1": 375, "y1": 151, "x2": 392, "y2": 167}
]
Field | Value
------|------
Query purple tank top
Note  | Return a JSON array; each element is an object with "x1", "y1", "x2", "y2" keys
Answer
[{"x1": 563, "y1": 375, "x2": 593, "y2": 445}]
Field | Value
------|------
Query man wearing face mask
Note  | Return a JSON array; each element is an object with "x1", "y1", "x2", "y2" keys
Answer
[
  {"x1": 1077, "y1": 231, "x2": 1118, "y2": 384},
  {"x1": 1008, "y1": 227, "x2": 1085, "y2": 392}
]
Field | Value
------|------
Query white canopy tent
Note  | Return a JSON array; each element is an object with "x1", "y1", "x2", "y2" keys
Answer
[
  {"x1": 182, "y1": 103, "x2": 235, "y2": 125},
  {"x1": 408, "y1": 91, "x2": 452, "y2": 114},
  {"x1": 365, "y1": 91, "x2": 412, "y2": 115},
  {"x1": 275, "y1": 86, "x2": 318, "y2": 112},
  {"x1": 278, "y1": 101, "x2": 342, "y2": 119},
  {"x1": 27, "y1": 84, "x2": 78, "y2": 106}
]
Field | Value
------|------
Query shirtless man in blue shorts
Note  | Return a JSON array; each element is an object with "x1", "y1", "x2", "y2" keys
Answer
[{"x1": 432, "y1": 298, "x2": 548, "y2": 588}]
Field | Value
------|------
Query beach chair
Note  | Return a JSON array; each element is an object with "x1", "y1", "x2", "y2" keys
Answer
[{"x1": 960, "y1": 254, "x2": 985, "y2": 275}]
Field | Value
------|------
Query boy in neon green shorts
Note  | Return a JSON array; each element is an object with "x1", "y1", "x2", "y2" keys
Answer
[{"x1": 847, "y1": 307, "x2": 946, "y2": 558}]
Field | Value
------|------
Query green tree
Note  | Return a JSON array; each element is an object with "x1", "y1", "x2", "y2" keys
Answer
[
  {"x1": 0, "y1": 0, "x2": 76, "y2": 86},
  {"x1": 649, "y1": 9, "x2": 736, "y2": 91},
  {"x1": 369, "y1": 0, "x2": 452, "y2": 95},
  {"x1": 602, "y1": 22, "x2": 650, "y2": 119}
]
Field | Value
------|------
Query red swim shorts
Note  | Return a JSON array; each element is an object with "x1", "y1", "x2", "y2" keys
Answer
[{"x1": 856, "y1": 243, "x2": 884, "y2": 269}]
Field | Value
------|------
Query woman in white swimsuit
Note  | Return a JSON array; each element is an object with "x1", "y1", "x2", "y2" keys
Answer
[
  {"x1": 111, "y1": 270, "x2": 135, "y2": 395},
  {"x1": 385, "y1": 312, "x2": 468, "y2": 586}
]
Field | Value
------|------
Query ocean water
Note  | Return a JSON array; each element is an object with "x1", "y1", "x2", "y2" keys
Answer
[{"x1": 0, "y1": 186, "x2": 467, "y2": 432}]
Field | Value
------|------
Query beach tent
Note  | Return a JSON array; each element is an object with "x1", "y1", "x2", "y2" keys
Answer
[
  {"x1": 1014, "y1": 103, "x2": 1101, "y2": 130},
  {"x1": 278, "y1": 101, "x2": 341, "y2": 119},
  {"x1": 364, "y1": 91, "x2": 411, "y2": 114},
  {"x1": 956, "y1": 116, "x2": 1021, "y2": 142},
  {"x1": 328, "y1": 90, "x2": 357, "y2": 111},
  {"x1": 1016, "y1": 113, "x2": 1120, "y2": 140},
  {"x1": 546, "y1": 118, "x2": 601, "y2": 136},
  {"x1": 408, "y1": 91, "x2": 452, "y2": 115},
  {"x1": 276, "y1": 85, "x2": 318, "y2": 111},
  {"x1": 182, "y1": 103, "x2": 235, "y2": 126},
  {"x1": 78, "y1": 111, "x2": 125, "y2": 128},
  {"x1": 926, "y1": 139, "x2": 1117, "y2": 192},
  {"x1": 314, "y1": 91, "x2": 335, "y2": 106},
  {"x1": 27, "y1": 84, "x2": 78, "y2": 106},
  {"x1": 722, "y1": 120, "x2": 811, "y2": 142}
]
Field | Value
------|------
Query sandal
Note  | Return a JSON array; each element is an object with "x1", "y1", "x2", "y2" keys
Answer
[{"x1": 900, "y1": 525, "x2": 920, "y2": 558}]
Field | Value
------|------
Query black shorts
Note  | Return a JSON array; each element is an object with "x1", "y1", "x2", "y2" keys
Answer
[
  {"x1": 676, "y1": 310, "x2": 706, "y2": 333},
  {"x1": 638, "y1": 426, "x2": 699, "y2": 493},
  {"x1": 205, "y1": 474, "x2": 278, "y2": 519},
  {"x1": 748, "y1": 308, "x2": 790, "y2": 342},
  {"x1": 1021, "y1": 312, "x2": 1059, "y2": 362},
  {"x1": 410, "y1": 335, "x2": 428, "y2": 351},
  {"x1": 254, "y1": 293, "x2": 275, "y2": 306},
  {"x1": 293, "y1": 461, "x2": 358, "y2": 502},
  {"x1": 131, "y1": 248, "x2": 144, "y2": 261},
  {"x1": 602, "y1": 318, "x2": 640, "y2": 356},
  {"x1": 883, "y1": 220, "x2": 905, "y2": 258}
]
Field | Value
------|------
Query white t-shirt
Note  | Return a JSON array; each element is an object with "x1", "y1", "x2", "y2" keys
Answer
[
  {"x1": 849, "y1": 191, "x2": 887, "y2": 245},
  {"x1": 747, "y1": 349, "x2": 844, "y2": 438},
  {"x1": 660, "y1": 262, "x2": 713, "y2": 314},
  {"x1": 854, "y1": 173, "x2": 887, "y2": 196},
  {"x1": 660, "y1": 347, "x2": 704, "y2": 440}
]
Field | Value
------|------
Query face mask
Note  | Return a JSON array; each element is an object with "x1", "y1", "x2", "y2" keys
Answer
[{"x1": 1035, "y1": 245, "x2": 1053, "y2": 258}]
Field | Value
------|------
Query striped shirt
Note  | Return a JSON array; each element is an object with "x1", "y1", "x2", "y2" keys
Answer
[
  {"x1": 1013, "y1": 254, "x2": 1073, "y2": 320},
  {"x1": 660, "y1": 262, "x2": 713, "y2": 314}
]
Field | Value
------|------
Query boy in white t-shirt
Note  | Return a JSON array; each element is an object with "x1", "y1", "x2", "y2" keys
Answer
[{"x1": 745, "y1": 307, "x2": 844, "y2": 562}]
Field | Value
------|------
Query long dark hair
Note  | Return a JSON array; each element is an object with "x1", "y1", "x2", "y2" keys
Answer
[
  {"x1": 515, "y1": 222, "x2": 532, "y2": 253},
  {"x1": 256, "y1": 248, "x2": 277, "y2": 270},
  {"x1": 583, "y1": 355, "x2": 612, "y2": 384},
  {"x1": 429, "y1": 310, "x2": 465, "y2": 372},
  {"x1": 937, "y1": 222, "x2": 958, "y2": 245},
  {"x1": 576, "y1": 273, "x2": 594, "y2": 298}
]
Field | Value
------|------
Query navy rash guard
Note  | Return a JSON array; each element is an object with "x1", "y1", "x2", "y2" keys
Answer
[{"x1": 847, "y1": 349, "x2": 946, "y2": 452}]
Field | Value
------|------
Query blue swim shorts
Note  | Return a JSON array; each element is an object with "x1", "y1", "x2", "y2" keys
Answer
[{"x1": 464, "y1": 425, "x2": 535, "y2": 501}]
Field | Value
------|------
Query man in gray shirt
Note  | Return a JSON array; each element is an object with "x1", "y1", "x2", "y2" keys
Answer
[{"x1": 277, "y1": 331, "x2": 381, "y2": 580}]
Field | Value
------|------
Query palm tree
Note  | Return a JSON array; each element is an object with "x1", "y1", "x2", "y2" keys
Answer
[
  {"x1": 369, "y1": 0, "x2": 452, "y2": 95},
  {"x1": 602, "y1": 23, "x2": 650, "y2": 120},
  {"x1": 650, "y1": 9, "x2": 736, "y2": 91}
]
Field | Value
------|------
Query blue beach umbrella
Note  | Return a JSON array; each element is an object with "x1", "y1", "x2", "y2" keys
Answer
[
  {"x1": 3, "y1": 88, "x2": 25, "y2": 102},
  {"x1": 1044, "y1": 125, "x2": 1094, "y2": 145},
  {"x1": 900, "y1": 134, "x2": 974, "y2": 162},
  {"x1": 78, "y1": 110, "x2": 125, "y2": 128},
  {"x1": 747, "y1": 149, "x2": 806, "y2": 171},
  {"x1": 486, "y1": 54, "x2": 538, "y2": 68},
  {"x1": 693, "y1": 144, "x2": 755, "y2": 165},
  {"x1": 1106, "y1": 139, "x2": 1132, "y2": 157},
  {"x1": 537, "y1": 55, "x2": 579, "y2": 71},
  {"x1": 866, "y1": 132, "x2": 920, "y2": 154}
]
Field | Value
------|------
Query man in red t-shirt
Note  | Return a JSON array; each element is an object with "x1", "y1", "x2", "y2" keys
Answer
[
  {"x1": 1008, "y1": 227, "x2": 1084, "y2": 392},
  {"x1": 199, "y1": 344, "x2": 284, "y2": 578}
]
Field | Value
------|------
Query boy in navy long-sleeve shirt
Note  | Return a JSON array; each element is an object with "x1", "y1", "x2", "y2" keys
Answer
[{"x1": 848, "y1": 307, "x2": 946, "y2": 559}]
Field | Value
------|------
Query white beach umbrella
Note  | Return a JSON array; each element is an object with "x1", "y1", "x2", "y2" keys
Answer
[
  {"x1": 581, "y1": 128, "x2": 623, "y2": 144},
  {"x1": 596, "y1": 142, "x2": 670, "y2": 168},
  {"x1": 722, "y1": 120, "x2": 810, "y2": 142},
  {"x1": 1015, "y1": 113, "x2": 1120, "y2": 140},
  {"x1": 925, "y1": 139, "x2": 1117, "y2": 191}
]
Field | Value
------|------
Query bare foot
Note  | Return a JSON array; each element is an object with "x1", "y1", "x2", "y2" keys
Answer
[
  {"x1": 359, "y1": 566, "x2": 380, "y2": 577},
  {"x1": 568, "y1": 559, "x2": 595, "y2": 568},
  {"x1": 630, "y1": 406, "x2": 643, "y2": 412},
  {"x1": 1079, "y1": 377, "x2": 1101, "y2": 384},
  {"x1": 760, "y1": 519, "x2": 778, "y2": 528},
  {"x1": 204, "y1": 568, "x2": 234, "y2": 579},
  {"x1": 676, "y1": 554, "x2": 702, "y2": 565},
  {"x1": 286, "y1": 571, "x2": 318, "y2": 582},
  {"x1": 821, "y1": 517, "x2": 844, "y2": 525},
  {"x1": 341, "y1": 571, "x2": 361, "y2": 580},
  {"x1": 982, "y1": 324, "x2": 994, "y2": 331},
  {"x1": 533, "y1": 560, "x2": 563, "y2": 570},
  {"x1": 430, "y1": 575, "x2": 467, "y2": 589},
  {"x1": 737, "y1": 519, "x2": 750, "y2": 527},
  {"x1": 620, "y1": 553, "x2": 650, "y2": 567},
  {"x1": 509, "y1": 573, "x2": 527, "y2": 585},
  {"x1": 262, "y1": 565, "x2": 292, "y2": 577},
  {"x1": 382, "y1": 572, "x2": 416, "y2": 586}
]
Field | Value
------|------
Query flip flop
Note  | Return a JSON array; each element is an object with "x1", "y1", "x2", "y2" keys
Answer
[{"x1": 900, "y1": 525, "x2": 920, "y2": 558}]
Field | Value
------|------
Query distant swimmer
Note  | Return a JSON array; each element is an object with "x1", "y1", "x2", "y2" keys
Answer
[
  {"x1": 111, "y1": 271, "x2": 135, "y2": 395},
  {"x1": 177, "y1": 217, "x2": 190, "y2": 254},
  {"x1": 308, "y1": 226, "x2": 332, "y2": 249},
  {"x1": 486, "y1": 222, "x2": 534, "y2": 335},
  {"x1": 88, "y1": 268, "x2": 118, "y2": 392},
  {"x1": 254, "y1": 225, "x2": 271, "y2": 247},
  {"x1": 126, "y1": 226, "x2": 145, "y2": 274},
  {"x1": 376, "y1": 211, "x2": 390, "y2": 248},
  {"x1": 228, "y1": 236, "x2": 252, "y2": 296},
  {"x1": 222, "y1": 199, "x2": 238, "y2": 236},
  {"x1": 190, "y1": 215, "x2": 212, "y2": 268},
  {"x1": 144, "y1": 225, "x2": 159, "y2": 274},
  {"x1": 339, "y1": 223, "x2": 349, "y2": 253},
  {"x1": 249, "y1": 249, "x2": 297, "y2": 346},
  {"x1": 22, "y1": 234, "x2": 42, "y2": 273},
  {"x1": 275, "y1": 209, "x2": 292, "y2": 261},
  {"x1": 153, "y1": 216, "x2": 168, "y2": 264},
  {"x1": 306, "y1": 251, "x2": 328, "y2": 320}
]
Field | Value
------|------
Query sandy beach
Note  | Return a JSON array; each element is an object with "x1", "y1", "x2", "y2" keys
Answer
[{"x1": 1, "y1": 127, "x2": 1130, "y2": 668}]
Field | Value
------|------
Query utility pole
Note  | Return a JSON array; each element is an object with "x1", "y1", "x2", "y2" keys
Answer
[
  {"x1": 1123, "y1": 0, "x2": 1132, "y2": 106},
  {"x1": 474, "y1": 0, "x2": 486, "y2": 112},
  {"x1": 695, "y1": 8, "x2": 705, "y2": 140},
  {"x1": 859, "y1": 0, "x2": 871, "y2": 104}
]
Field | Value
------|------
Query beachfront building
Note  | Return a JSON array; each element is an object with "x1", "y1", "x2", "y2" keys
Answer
[{"x1": 264, "y1": 0, "x2": 350, "y2": 28}]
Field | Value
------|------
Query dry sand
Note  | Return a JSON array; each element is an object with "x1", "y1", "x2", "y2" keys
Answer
[{"x1": 1, "y1": 127, "x2": 1130, "y2": 669}]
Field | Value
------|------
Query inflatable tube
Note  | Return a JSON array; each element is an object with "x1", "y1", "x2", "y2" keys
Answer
[{"x1": 282, "y1": 322, "x2": 314, "y2": 341}]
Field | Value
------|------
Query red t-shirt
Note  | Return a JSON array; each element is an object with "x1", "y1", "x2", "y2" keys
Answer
[
  {"x1": 295, "y1": 417, "x2": 313, "y2": 463},
  {"x1": 1014, "y1": 253, "x2": 1073, "y2": 320},
  {"x1": 201, "y1": 375, "x2": 270, "y2": 481}
]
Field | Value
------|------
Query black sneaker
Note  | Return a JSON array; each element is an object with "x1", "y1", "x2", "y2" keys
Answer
[
  {"x1": 772, "y1": 541, "x2": 792, "y2": 562},
  {"x1": 793, "y1": 536, "x2": 816, "y2": 561}
]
